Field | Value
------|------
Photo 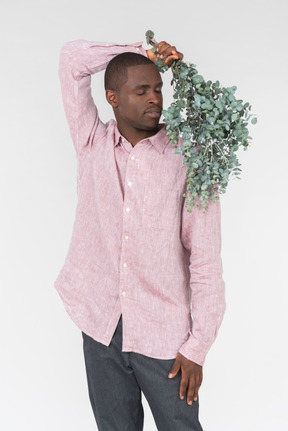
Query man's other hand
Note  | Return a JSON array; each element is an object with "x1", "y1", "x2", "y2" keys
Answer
[
  {"x1": 146, "y1": 41, "x2": 183, "y2": 67},
  {"x1": 168, "y1": 352, "x2": 203, "y2": 405}
]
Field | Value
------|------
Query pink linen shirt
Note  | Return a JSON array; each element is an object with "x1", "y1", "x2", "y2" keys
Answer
[{"x1": 54, "y1": 39, "x2": 226, "y2": 366}]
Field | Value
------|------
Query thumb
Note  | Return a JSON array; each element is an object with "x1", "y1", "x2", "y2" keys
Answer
[{"x1": 168, "y1": 355, "x2": 181, "y2": 379}]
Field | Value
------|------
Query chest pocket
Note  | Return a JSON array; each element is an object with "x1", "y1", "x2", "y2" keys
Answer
[{"x1": 142, "y1": 185, "x2": 182, "y2": 230}]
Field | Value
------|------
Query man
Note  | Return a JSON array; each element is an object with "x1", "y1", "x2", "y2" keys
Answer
[{"x1": 55, "y1": 37, "x2": 226, "y2": 431}]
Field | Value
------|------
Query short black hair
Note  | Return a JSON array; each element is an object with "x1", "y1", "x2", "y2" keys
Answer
[{"x1": 104, "y1": 52, "x2": 155, "y2": 92}]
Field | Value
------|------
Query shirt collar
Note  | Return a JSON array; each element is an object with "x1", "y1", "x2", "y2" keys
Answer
[{"x1": 114, "y1": 123, "x2": 170, "y2": 154}]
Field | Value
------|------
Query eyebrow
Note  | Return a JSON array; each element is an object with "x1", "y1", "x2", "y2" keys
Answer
[{"x1": 134, "y1": 82, "x2": 163, "y2": 89}]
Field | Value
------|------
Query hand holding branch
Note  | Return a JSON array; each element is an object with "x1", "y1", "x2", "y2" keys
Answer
[{"x1": 147, "y1": 41, "x2": 183, "y2": 68}]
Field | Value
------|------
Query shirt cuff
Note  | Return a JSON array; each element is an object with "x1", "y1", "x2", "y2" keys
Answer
[{"x1": 178, "y1": 336, "x2": 211, "y2": 366}]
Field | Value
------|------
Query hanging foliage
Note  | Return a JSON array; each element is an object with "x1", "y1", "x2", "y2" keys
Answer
[{"x1": 146, "y1": 30, "x2": 257, "y2": 211}]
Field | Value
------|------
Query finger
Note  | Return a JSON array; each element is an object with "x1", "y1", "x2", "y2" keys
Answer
[
  {"x1": 179, "y1": 373, "x2": 189, "y2": 401},
  {"x1": 164, "y1": 54, "x2": 181, "y2": 67},
  {"x1": 193, "y1": 382, "x2": 201, "y2": 402},
  {"x1": 168, "y1": 357, "x2": 181, "y2": 379},
  {"x1": 187, "y1": 378, "x2": 196, "y2": 405},
  {"x1": 156, "y1": 41, "x2": 183, "y2": 59},
  {"x1": 157, "y1": 43, "x2": 172, "y2": 58},
  {"x1": 156, "y1": 41, "x2": 169, "y2": 53},
  {"x1": 159, "y1": 45, "x2": 177, "y2": 58},
  {"x1": 160, "y1": 48, "x2": 183, "y2": 63},
  {"x1": 165, "y1": 50, "x2": 183, "y2": 62},
  {"x1": 193, "y1": 373, "x2": 203, "y2": 401}
]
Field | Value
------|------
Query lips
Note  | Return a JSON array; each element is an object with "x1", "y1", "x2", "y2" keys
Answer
[
  {"x1": 145, "y1": 111, "x2": 161, "y2": 118},
  {"x1": 144, "y1": 107, "x2": 162, "y2": 119}
]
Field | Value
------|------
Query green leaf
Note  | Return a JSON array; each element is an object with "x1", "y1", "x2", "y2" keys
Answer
[{"x1": 192, "y1": 75, "x2": 204, "y2": 85}]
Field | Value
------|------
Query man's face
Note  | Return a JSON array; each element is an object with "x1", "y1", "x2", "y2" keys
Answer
[{"x1": 116, "y1": 64, "x2": 163, "y2": 131}]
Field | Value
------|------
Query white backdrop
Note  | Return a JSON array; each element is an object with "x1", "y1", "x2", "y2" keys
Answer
[{"x1": 1, "y1": 0, "x2": 287, "y2": 430}]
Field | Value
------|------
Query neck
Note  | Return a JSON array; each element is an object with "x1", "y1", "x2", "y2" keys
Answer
[{"x1": 116, "y1": 123, "x2": 160, "y2": 147}]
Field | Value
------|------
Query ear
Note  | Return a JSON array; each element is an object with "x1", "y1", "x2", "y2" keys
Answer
[{"x1": 106, "y1": 90, "x2": 119, "y2": 108}]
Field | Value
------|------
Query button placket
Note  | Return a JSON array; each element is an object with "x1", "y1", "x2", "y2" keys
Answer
[{"x1": 120, "y1": 149, "x2": 138, "y2": 301}]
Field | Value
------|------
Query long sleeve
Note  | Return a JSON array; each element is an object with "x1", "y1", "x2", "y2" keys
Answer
[
  {"x1": 58, "y1": 40, "x2": 147, "y2": 155},
  {"x1": 179, "y1": 197, "x2": 226, "y2": 366}
]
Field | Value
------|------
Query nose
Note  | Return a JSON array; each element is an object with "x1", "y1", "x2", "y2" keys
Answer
[{"x1": 148, "y1": 90, "x2": 162, "y2": 105}]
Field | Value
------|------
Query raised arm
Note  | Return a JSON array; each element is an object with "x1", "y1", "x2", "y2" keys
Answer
[{"x1": 58, "y1": 40, "x2": 147, "y2": 155}]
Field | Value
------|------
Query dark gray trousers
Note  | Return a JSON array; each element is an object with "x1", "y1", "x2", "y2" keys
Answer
[{"x1": 82, "y1": 316, "x2": 203, "y2": 431}]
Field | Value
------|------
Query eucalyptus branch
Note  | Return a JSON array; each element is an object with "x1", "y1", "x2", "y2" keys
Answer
[{"x1": 145, "y1": 30, "x2": 257, "y2": 211}]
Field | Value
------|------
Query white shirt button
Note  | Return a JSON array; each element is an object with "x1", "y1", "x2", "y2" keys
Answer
[
  {"x1": 122, "y1": 291, "x2": 126, "y2": 297},
  {"x1": 131, "y1": 156, "x2": 135, "y2": 160},
  {"x1": 123, "y1": 263, "x2": 127, "y2": 268},
  {"x1": 128, "y1": 181, "x2": 132, "y2": 187},
  {"x1": 126, "y1": 207, "x2": 130, "y2": 213},
  {"x1": 124, "y1": 235, "x2": 129, "y2": 240},
  {"x1": 136, "y1": 48, "x2": 140, "y2": 52}
]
